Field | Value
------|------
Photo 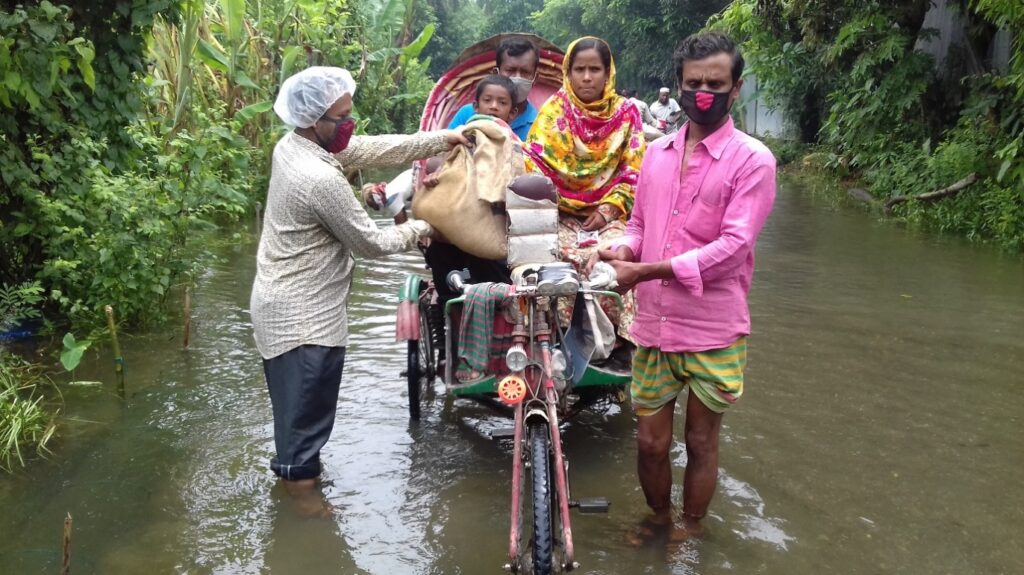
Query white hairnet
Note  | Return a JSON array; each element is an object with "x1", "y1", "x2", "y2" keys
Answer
[{"x1": 273, "y1": 66, "x2": 357, "y2": 128}]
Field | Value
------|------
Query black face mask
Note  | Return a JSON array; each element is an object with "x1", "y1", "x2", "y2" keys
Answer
[{"x1": 679, "y1": 89, "x2": 732, "y2": 127}]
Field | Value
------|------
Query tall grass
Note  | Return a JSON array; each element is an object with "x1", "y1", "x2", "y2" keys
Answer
[{"x1": 0, "y1": 353, "x2": 57, "y2": 471}]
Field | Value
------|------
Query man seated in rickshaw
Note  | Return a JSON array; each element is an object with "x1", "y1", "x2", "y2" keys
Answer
[
  {"x1": 524, "y1": 36, "x2": 645, "y2": 345},
  {"x1": 448, "y1": 38, "x2": 541, "y2": 140}
]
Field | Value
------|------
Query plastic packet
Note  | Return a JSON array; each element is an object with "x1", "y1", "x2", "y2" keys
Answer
[
  {"x1": 588, "y1": 261, "x2": 618, "y2": 290},
  {"x1": 381, "y1": 169, "x2": 414, "y2": 216},
  {"x1": 577, "y1": 229, "x2": 599, "y2": 248}
]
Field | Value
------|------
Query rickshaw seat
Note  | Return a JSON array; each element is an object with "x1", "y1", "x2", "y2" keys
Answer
[
  {"x1": 508, "y1": 173, "x2": 558, "y2": 203},
  {"x1": 506, "y1": 174, "x2": 559, "y2": 268}
]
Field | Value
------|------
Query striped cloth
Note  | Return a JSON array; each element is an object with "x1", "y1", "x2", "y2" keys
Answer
[
  {"x1": 630, "y1": 338, "x2": 747, "y2": 415},
  {"x1": 457, "y1": 283, "x2": 512, "y2": 372}
]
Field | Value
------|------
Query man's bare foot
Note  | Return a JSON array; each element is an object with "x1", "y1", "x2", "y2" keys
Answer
[
  {"x1": 666, "y1": 515, "x2": 705, "y2": 544},
  {"x1": 626, "y1": 511, "x2": 674, "y2": 547},
  {"x1": 282, "y1": 479, "x2": 336, "y2": 519},
  {"x1": 282, "y1": 478, "x2": 317, "y2": 494}
]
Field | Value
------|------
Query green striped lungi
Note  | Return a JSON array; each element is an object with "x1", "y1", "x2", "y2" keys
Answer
[{"x1": 630, "y1": 338, "x2": 747, "y2": 416}]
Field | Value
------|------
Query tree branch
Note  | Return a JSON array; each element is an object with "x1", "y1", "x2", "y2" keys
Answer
[{"x1": 884, "y1": 173, "x2": 979, "y2": 213}]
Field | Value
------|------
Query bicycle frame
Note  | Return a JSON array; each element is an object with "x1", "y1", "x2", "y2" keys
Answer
[
  {"x1": 410, "y1": 275, "x2": 626, "y2": 573},
  {"x1": 506, "y1": 292, "x2": 576, "y2": 571}
]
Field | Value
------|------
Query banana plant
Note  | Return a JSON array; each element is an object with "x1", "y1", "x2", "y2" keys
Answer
[
  {"x1": 193, "y1": 0, "x2": 264, "y2": 117},
  {"x1": 352, "y1": 0, "x2": 435, "y2": 131},
  {"x1": 172, "y1": 0, "x2": 203, "y2": 136}
]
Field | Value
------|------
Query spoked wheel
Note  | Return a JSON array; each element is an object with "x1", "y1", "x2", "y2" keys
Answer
[
  {"x1": 528, "y1": 421, "x2": 555, "y2": 575},
  {"x1": 407, "y1": 293, "x2": 436, "y2": 420}
]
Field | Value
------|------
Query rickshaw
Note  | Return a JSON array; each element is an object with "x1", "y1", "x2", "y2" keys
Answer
[{"x1": 394, "y1": 34, "x2": 632, "y2": 574}]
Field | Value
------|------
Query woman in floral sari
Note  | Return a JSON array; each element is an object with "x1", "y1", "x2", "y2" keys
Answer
[{"x1": 525, "y1": 36, "x2": 644, "y2": 341}]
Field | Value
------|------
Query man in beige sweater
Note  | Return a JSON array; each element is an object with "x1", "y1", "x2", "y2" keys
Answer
[{"x1": 251, "y1": 67, "x2": 467, "y2": 489}]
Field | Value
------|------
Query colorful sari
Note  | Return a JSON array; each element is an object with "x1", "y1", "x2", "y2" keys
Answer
[
  {"x1": 524, "y1": 37, "x2": 645, "y2": 219},
  {"x1": 524, "y1": 37, "x2": 642, "y2": 340}
]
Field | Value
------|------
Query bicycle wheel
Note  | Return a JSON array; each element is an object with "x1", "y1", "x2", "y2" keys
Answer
[
  {"x1": 407, "y1": 296, "x2": 435, "y2": 420},
  {"x1": 529, "y1": 421, "x2": 554, "y2": 575}
]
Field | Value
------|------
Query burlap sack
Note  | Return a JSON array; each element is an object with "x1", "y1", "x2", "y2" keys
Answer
[{"x1": 412, "y1": 119, "x2": 524, "y2": 259}]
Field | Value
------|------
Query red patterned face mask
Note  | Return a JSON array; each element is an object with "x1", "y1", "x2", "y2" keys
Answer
[
  {"x1": 679, "y1": 89, "x2": 731, "y2": 126},
  {"x1": 317, "y1": 116, "x2": 356, "y2": 153}
]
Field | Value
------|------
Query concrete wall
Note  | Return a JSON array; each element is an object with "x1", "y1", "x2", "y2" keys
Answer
[
  {"x1": 915, "y1": 0, "x2": 1013, "y2": 73},
  {"x1": 738, "y1": 74, "x2": 793, "y2": 140},
  {"x1": 916, "y1": 1, "x2": 968, "y2": 69},
  {"x1": 739, "y1": 1, "x2": 1014, "y2": 140},
  {"x1": 992, "y1": 28, "x2": 1012, "y2": 72}
]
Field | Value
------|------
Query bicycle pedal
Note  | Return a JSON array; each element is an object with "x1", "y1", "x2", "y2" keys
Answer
[
  {"x1": 489, "y1": 427, "x2": 516, "y2": 440},
  {"x1": 574, "y1": 497, "x2": 610, "y2": 514}
]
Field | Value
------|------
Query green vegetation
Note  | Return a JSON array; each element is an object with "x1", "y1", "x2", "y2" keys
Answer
[
  {"x1": 530, "y1": 0, "x2": 726, "y2": 90},
  {"x1": 714, "y1": 0, "x2": 1024, "y2": 250},
  {"x1": 0, "y1": 282, "x2": 42, "y2": 333},
  {"x1": 0, "y1": 352, "x2": 56, "y2": 471},
  {"x1": 0, "y1": 0, "x2": 435, "y2": 334},
  {"x1": 0, "y1": 0, "x2": 436, "y2": 469}
]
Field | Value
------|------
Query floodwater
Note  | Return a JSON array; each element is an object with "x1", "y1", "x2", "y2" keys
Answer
[{"x1": 1, "y1": 176, "x2": 1023, "y2": 574}]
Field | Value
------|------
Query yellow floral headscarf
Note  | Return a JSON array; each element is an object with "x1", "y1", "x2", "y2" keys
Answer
[{"x1": 524, "y1": 37, "x2": 645, "y2": 218}]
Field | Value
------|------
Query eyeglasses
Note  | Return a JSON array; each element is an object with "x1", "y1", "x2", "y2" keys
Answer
[{"x1": 319, "y1": 114, "x2": 354, "y2": 127}]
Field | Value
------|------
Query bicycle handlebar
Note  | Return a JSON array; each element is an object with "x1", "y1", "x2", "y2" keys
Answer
[{"x1": 446, "y1": 269, "x2": 470, "y2": 294}]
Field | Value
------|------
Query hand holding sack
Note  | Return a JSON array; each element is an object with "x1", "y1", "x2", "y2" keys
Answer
[{"x1": 412, "y1": 120, "x2": 524, "y2": 259}]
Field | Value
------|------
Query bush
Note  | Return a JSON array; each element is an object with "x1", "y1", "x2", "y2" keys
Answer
[
  {"x1": 0, "y1": 281, "x2": 42, "y2": 333},
  {"x1": 37, "y1": 112, "x2": 253, "y2": 326},
  {"x1": 1, "y1": 0, "x2": 441, "y2": 333},
  {"x1": 904, "y1": 179, "x2": 1024, "y2": 250},
  {"x1": 763, "y1": 137, "x2": 807, "y2": 166},
  {"x1": 869, "y1": 114, "x2": 1023, "y2": 250},
  {"x1": 713, "y1": 0, "x2": 1024, "y2": 251}
]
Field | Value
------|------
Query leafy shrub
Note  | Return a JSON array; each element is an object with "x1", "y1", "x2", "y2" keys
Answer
[
  {"x1": 763, "y1": 137, "x2": 807, "y2": 166},
  {"x1": 0, "y1": 281, "x2": 43, "y2": 333},
  {"x1": 37, "y1": 112, "x2": 253, "y2": 326}
]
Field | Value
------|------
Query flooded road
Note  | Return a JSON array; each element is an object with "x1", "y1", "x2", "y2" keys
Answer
[{"x1": 1, "y1": 176, "x2": 1023, "y2": 574}]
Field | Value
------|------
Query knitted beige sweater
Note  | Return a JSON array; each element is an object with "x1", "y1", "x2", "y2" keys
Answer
[{"x1": 250, "y1": 130, "x2": 447, "y2": 359}]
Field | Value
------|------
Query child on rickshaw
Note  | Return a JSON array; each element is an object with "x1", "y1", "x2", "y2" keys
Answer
[
  {"x1": 365, "y1": 76, "x2": 524, "y2": 373},
  {"x1": 419, "y1": 75, "x2": 523, "y2": 304},
  {"x1": 366, "y1": 75, "x2": 520, "y2": 302}
]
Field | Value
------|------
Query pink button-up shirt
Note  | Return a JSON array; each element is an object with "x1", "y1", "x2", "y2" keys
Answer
[{"x1": 617, "y1": 117, "x2": 776, "y2": 352}]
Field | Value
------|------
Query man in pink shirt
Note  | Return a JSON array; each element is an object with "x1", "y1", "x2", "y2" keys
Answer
[{"x1": 592, "y1": 31, "x2": 776, "y2": 540}]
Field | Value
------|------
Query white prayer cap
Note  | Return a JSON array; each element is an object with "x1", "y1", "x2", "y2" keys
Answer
[
  {"x1": 273, "y1": 67, "x2": 357, "y2": 128},
  {"x1": 658, "y1": 87, "x2": 670, "y2": 93}
]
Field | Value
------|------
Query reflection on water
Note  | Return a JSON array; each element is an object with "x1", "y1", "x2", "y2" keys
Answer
[
  {"x1": 1, "y1": 177, "x2": 1023, "y2": 574},
  {"x1": 263, "y1": 483, "x2": 367, "y2": 575}
]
